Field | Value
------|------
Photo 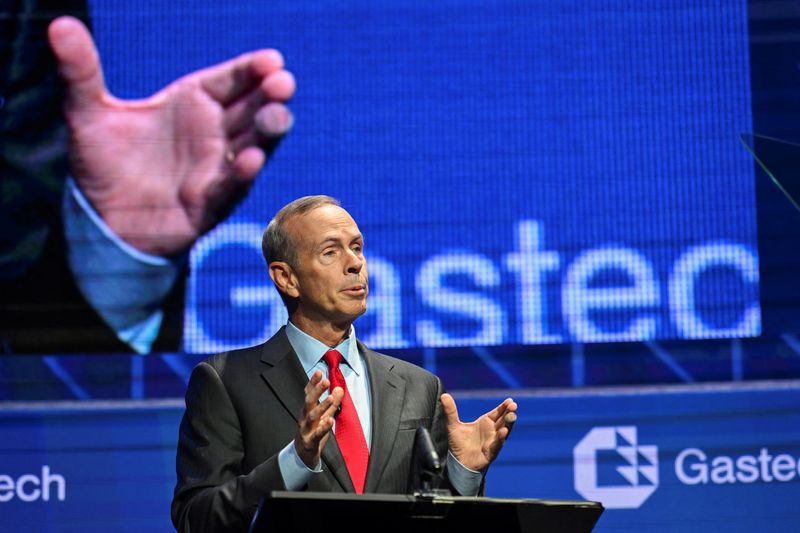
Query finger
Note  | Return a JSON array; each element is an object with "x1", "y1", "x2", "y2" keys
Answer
[
  {"x1": 303, "y1": 370, "x2": 321, "y2": 392},
  {"x1": 223, "y1": 71, "x2": 295, "y2": 138},
  {"x1": 330, "y1": 386, "x2": 344, "y2": 405},
  {"x1": 255, "y1": 102, "x2": 294, "y2": 139},
  {"x1": 490, "y1": 415, "x2": 517, "y2": 454},
  {"x1": 227, "y1": 110, "x2": 290, "y2": 174},
  {"x1": 315, "y1": 416, "x2": 334, "y2": 437},
  {"x1": 304, "y1": 390, "x2": 341, "y2": 449},
  {"x1": 309, "y1": 416, "x2": 335, "y2": 445},
  {"x1": 263, "y1": 69, "x2": 296, "y2": 102},
  {"x1": 200, "y1": 49, "x2": 285, "y2": 106},
  {"x1": 311, "y1": 386, "x2": 342, "y2": 419},
  {"x1": 488, "y1": 427, "x2": 510, "y2": 458},
  {"x1": 298, "y1": 414, "x2": 333, "y2": 458},
  {"x1": 229, "y1": 146, "x2": 266, "y2": 180},
  {"x1": 201, "y1": 172, "x2": 256, "y2": 227},
  {"x1": 223, "y1": 130, "x2": 279, "y2": 180},
  {"x1": 306, "y1": 369, "x2": 323, "y2": 390},
  {"x1": 506, "y1": 400, "x2": 518, "y2": 416},
  {"x1": 486, "y1": 398, "x2": 514, "y2": 422},
  {"x1": 310, "y1": 387, "x2": 343, "y2": 424},
  {"x1": 48, "y1": 16, "x2": 108, "y2": 109},
  {"x1": 301, "y1": 371, "x2": 325, "y2": 408},
  {"x1": 493, "y1": 399, "x2": 517, "y2": 423},
  {"x1": 307, "y1": 372, "x2": 330, "y2": 404},
  {"x1": 195, "y1": 147, "x2": 264, "y2": 230},
  {"x1": 440, "y1": 393, "x2": 461, "y2": 426},
  {"x1": 229, "y1": 105, "x2": 293, "y2": 149},
  {"x1": 299, "y1": 381, "x2": 332, "y2": 434},
  {"x1": 494, "y1": 410, "x2": 517, "y2": 432}
]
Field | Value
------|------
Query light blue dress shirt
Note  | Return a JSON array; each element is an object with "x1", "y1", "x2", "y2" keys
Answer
[{"x1": 278, "y1": 321, "x2": 483, "y2": 495}]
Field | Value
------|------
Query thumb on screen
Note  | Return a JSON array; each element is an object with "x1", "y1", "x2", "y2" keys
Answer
[{"x1": 48, "y1": 16, "x2": 108, "y2": 108}]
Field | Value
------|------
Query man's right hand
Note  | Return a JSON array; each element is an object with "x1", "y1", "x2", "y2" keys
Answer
[{"x1": 294, "y1": 370, "x2": 343, "y2": 469}]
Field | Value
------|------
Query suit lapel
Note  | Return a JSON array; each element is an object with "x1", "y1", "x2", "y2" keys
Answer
[
  {"x1": 321, "y1": 430, "x2": 354, "y2": 493},
  {"x1": 361, "y1": 343, "x2": 406, "y2": 493},
  {"x1": 259, "y1": 327, "x2": 353, "y2": 492}
]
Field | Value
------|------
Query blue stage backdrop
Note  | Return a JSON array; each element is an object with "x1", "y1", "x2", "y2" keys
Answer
[
  {"x1": 89, "y1": 0, "x2": 760, "y2": 354},
  {"x1": 2, "y1": 383, "x2": 798, "y2": 532}
]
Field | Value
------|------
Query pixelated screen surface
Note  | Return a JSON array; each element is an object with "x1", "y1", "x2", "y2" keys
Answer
[{"x1": 89, "y1": 0, "x2": 759, "y2": 353}]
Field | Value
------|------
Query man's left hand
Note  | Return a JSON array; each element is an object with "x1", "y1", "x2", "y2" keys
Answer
[
  {"x1": 48, "y1": 16, "x2": 296, "y2": 256},
  {"x1": 440, "y1": 393, "x2": 517, "y2": 472}
]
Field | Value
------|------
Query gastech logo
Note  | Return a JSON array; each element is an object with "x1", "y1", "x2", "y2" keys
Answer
[
  {"x1": 676, "y1": 447, "x2": 800, "y2": 485},
  {"x1": 573, "y1": 426, "x2": 659, "y2": 509},
  {"x1": 0, "y1": 466, "x2": 65, "y2": 503},
  {"x1": 574, "y1": 426, "x2": 800, "y2": 510}
]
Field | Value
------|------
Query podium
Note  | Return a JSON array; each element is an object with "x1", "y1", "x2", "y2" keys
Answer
[{"x1": 250, "y1": 491, "x2": 603, "y2": 533}]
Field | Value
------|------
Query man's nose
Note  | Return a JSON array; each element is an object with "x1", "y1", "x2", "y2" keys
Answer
[{"x1": 345, "y1": 249, "x2": 364, "y2": 273}]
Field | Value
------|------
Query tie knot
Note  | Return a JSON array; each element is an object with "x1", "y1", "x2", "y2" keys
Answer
[{"x1": 323, "y1": 349, "x2": 342, "y2": 370}]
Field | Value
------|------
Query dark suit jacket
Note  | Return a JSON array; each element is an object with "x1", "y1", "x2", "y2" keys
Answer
[{"x1": 171, "y1": 327, "x2": 450, "y2": 532}]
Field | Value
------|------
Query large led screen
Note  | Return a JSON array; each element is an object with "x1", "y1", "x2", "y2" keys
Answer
[
  {"x1": 1, "y1": 1, "x2": 761, "y2": 356},
  {"x1": 99, "y1": 0, "x2": 757, "y2": 353}
]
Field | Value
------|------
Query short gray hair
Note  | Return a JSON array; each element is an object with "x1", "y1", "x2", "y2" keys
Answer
[{"x1": 262, "y1": 195, "x2": 341, "y2": 268}]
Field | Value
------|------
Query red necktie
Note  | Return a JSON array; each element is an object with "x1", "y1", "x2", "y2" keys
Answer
[{"x1": 323, "y1": 349, "x2": 370, "y2": 493}]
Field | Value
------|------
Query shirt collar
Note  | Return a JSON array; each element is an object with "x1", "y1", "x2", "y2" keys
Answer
[{"x1": 285, "y1": 321, "x2": 363, "y2": 376}]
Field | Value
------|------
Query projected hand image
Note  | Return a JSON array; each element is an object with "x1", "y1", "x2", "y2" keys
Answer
[
  {"x1": 0, "y1": 8, "x2": 296, "y2": 354},
  {"x1": 49, "y1": 16, "x2": 295, "y2": 256}
]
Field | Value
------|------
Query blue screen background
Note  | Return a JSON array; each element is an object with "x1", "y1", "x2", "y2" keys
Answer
[{"x1": 88, "y1": 0, "x2": 759, "y2": 353}]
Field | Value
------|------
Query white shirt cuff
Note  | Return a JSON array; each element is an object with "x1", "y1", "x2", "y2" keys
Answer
[
  {"x1": 446, "y1": 450, "x2": 484, "y2": 496},
  {"x1": 62, "y1": 178, "x2": 184, "y2": 353},
  {"x1": 278, "y1": 440, "x2": 322, "y2": 490}
]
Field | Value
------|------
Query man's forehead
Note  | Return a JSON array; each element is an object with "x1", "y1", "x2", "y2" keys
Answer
[{"x1": 286, "y1": 205, "x2": 361, "y2": 245}]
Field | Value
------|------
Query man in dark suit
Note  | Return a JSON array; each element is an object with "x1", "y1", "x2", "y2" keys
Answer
[{"x1": 172, "y1": 196, "x2": 518, "y2": 532}]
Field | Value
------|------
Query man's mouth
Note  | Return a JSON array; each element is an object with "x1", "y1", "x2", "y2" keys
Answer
[{"x1": 343, "y1": 284, "x2": 366, "y2": 294}]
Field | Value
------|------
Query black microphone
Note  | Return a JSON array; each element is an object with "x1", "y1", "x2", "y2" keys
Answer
[
  {"x1": 415, "y1": 427, "x2": 441, "y2": 472},
  {"x1": 409, "y1": 427, "x2": 449, "y2": 496}
]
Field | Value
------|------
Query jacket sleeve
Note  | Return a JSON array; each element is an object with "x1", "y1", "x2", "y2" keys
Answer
[
  {"x1": 431, "y1": 377, "x2": 486, "y2": 497},
  {"x1": 171, "y1": 361, "x2": 286, "y2": 533}
]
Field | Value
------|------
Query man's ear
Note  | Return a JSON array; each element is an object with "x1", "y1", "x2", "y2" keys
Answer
[{"x1": 269, "y1": 261, "x2": 300, "y2": 298}]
